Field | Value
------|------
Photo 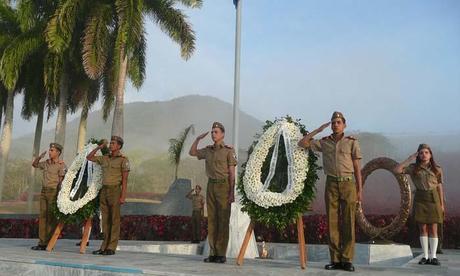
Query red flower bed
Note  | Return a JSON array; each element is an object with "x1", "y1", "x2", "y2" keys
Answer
[{"x1": 1, "y1": 215, "x2": 459, "y2": 249}]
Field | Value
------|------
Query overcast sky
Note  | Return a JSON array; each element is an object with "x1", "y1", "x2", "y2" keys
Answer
[{"x1": 12, "y1": 0, "x2": 460, "y2": 137}]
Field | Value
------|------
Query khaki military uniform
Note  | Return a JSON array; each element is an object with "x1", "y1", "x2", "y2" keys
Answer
[
  {"x1": 94, "y1": 152, "x2": 130, "y2": 251},
  {"x1": 197, "y1": 142, "x2": 237, "y2": 257},
  {"x1": 36, "y1": 160, "x2": 66, "y2": 246},
  {"x1": 187, "y1": 193, "x2": 204, "y2": 241},
  {"x1": 309, "y1": 134, "x2": 361, "y2": 263},
  {"x1": 403, "y1": 164, "x2": 443, "y2": 224}
]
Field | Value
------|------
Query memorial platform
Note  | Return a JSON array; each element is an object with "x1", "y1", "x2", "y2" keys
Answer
[{"x1": 0, "y1": 238, "x2": 457, "y2": 275}]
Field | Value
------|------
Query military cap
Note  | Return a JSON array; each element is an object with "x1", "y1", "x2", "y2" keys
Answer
[
  {"x1": 49, "y1": 142, "x2": 63, "y2": 152},
  {"x1": 111, "y1": 135, "x2": 124, "y2": 146},
  {"x1": 417, "y1": 143, "x2": 431, "y2": 152},
  {"x1": 331, "y1": 111, "x2": 345, "y2": 121},
  {"x1": 212, "y1": 122, "x2": 225, "y2": 132}
]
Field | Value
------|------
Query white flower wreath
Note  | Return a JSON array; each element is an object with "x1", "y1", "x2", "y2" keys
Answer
[
  {"x1": 243, "y1": 120, "x2": 309, "y2": 208},
  {"x1": 57, "y1": 144, "x2": 103, "y2": 215}
]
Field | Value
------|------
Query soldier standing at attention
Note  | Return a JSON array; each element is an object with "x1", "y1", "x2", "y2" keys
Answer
[
  {"x1": 31, "y1": 143, "x2": 66, "y2": 250},
  {"x1": 87, "y1": 136, "x2": 130, "y2": 256},
  {"x1": 394, "y1": 144, "x2": 445, "y2": 266},
  {"x1": 298, "y1": 112, "x2": 363, "y2": 272},
  {"x1": 186, "y1": 184, "x2": 205, "y2": 243},
  {"x1": 189, "y1": 122, "x2": 237, "y2": 264}
]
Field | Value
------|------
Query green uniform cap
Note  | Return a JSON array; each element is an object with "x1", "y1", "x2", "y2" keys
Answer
[
  {"x1": 331, "y1": 111, "x2": 345, "y2": 121},
  {"x1": 49, "y1": 143, "x2": 63, "y2": 152},
  {"x1": 212, "y1": 122, "x2": 225, "y2": 132}
]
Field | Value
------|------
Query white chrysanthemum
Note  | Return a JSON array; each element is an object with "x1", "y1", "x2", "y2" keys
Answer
[
  {"x1": 243, "y1": 120, "x2": 309, "y2": 208},
  {"x1": 57, "y1": 144, "x2": 103, "y2": 215}
]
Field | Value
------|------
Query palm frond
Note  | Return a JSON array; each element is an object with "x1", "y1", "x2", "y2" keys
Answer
[
  {"x1": 173, "y1": 0, "x2": 203, "y2": 8},
  {"x1": 144, "y1": 0, "x2": 196, "y2": 60},
  {"x1": 127, "y1": 31, "x2": 146, "y2": 89},
  {"x1": 43, "y1": 52, "x2": 63, "y2": 96},
  {"x1": 168, "y1": 124, "x2": 195, "y2": 166},
  {"x1": 45, "y1": 0, "x2": 87, "y2": 53},
  {"x1": 0, "y1": 28, "x2": 44, "y2": 90},
  {"x1": 82, "y1": 3, "x2": 113, "y2": 79}
]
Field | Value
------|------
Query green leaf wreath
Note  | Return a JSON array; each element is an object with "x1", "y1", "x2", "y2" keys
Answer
[{"x1": 237, "y1": 116, "x2": 320, "y2": 229}]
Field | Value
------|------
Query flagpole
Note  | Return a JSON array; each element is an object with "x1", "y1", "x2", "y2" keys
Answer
[{"x1": 232, "y1": 0, "x2": 242, "y2": 174}]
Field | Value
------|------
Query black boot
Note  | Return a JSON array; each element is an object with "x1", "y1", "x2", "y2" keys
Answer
[
  {"x1": 31, "y1": 245, "x2": 46, "y2": 251},
  {"x1": 325, "y1": 262, "x2": 342, "y2": 270},
  {"x1": 214, "y1": 256, "x2": 227, "y2": 263},
  {"x1": 92, "y1": 249, "x2": 104, "y2": 255},
  {"x1": 204, "y1": 256, "x2": 216, "y2": 263},
  {"x1": 342, "y1": 262, "x2": 355, "y2": 272},
  {"x1": 418, "y1": 257, "x2": 430, "y2": 264}
]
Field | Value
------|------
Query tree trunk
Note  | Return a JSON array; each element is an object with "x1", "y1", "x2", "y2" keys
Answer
[
  {"x1": 111, "y1": 50, "x2": 128, "y2": 137},
  {"x1": 76, "y1": 103, "x2": 89, "y2": 154},
  {"x1": 27, "y1": 104, "x2": 44, "y2": 212},
  {"x1": 0, "y1": 90, "x2": 15, "y2": 201},
  {"x1": 55, "y1": 71, "x2": 68, "y2": 150}
]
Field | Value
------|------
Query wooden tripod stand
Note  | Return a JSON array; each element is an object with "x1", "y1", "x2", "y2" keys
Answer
[
  {"x1": 236, "y1": 215, "x2": 307, "y2": 269},
  {"x1": 46, "y1": 218, "x2": 92, "y2": 254}
]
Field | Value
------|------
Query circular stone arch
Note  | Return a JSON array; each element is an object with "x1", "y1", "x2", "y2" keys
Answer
[{"x1": 356, "y1": 157, "x2": 411, "y2": 240}]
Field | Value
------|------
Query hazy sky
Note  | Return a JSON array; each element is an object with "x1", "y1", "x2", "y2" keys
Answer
[{"x1": 12, "y1": 0, "x2": 460, "y2": 137}]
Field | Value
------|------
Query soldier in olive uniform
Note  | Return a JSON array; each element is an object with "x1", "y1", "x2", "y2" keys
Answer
[
  {"x1": 186, "y1": 185, "x2": 205, "y2": 243},
  {"x1": 189, "y1": 122, "x2": 237, "y2": 264},
  {"x1": 298, "y1": 112, "x2": 362, "y2": 272},
  {"x1": 31, "y1": 143, "x2": 66, "y2": 250},
  {"x1": 394, "y1": 144, "x2": 445, "y2": 266},
  {"x1": 87, "y1": 136, "x2": 130, "y2": 256}
]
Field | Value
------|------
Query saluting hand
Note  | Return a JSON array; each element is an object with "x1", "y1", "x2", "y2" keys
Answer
[
  {"x1": 317, "y1": 122, "x2": 331, "y2": 132},
  {"x1": 196, "y1": 132, "x2": 209, "y2": 140},
  {"x1": 408, "y1": 152, "x2": 418, "y2": 161},
  {"x1": 98, "y1": 139, "x2": 108, "y2": 149}
]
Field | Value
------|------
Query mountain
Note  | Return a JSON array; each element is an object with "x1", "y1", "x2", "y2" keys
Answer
[{"x1": 9, "y1": 95, "x2": 264, "y2": 162}]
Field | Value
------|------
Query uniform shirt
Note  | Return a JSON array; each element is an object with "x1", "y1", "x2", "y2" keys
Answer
[
  {"x1": 196, "y1": 142, "x2": 237, "y2": 179},
  {"x1": 37, "y1": 159, "x2": 67, "y2": 188},
  {"x1": 308, "y1": 134, "x2": 362, "y2": 177},
  {"x1": 187, "y1": 193, "x2": 205, "y2": 210},
  {"x1": 403, "y1": 163, "x2": 443, "y2": 191},
  {"x1": 93, "y1": 152, "x2": 130, "y2": 186}
]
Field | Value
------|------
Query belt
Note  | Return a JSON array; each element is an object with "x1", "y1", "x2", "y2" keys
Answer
[
  {"x1": 208, "y1": 178, "x2": 227, "y2": 184},
  {"x1": 327, "y1": 175, "x2": 353, "y2": 182}
]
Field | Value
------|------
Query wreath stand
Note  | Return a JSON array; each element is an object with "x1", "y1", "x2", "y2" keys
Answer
[
  {"x1": 236, "y1": 215, "x2": 307, "y2": 269},
  {"x1": 46, "y1": 218, "x2": 93, "y2": 254}
]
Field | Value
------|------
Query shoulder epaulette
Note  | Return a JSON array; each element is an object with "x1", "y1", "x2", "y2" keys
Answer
[
  {"x1": 206, "y1": 145, "x2": 214, "y2": 148},
  {"x1": 321, "y1": 136, "x2": 329, "y2": 141},
  {"x1": 346, "y1": 136, "x2": 357, "y2": 140},
  {"x1": 224, "y1": 144, "x2": 234, "y2": 149}
]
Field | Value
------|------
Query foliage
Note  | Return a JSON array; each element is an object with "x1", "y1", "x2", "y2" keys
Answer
[
  {"x1": 237, "y1": 116, "x2": 320, "y2": 229},
  {"x1": 168, "y1": 124, "x2": 194, "y2": 179}
]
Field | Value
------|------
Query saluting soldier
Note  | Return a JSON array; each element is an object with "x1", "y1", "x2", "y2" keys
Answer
[
  {"x1": 31, "y1": 143, "x2": 66, "y2": 250},
  {"x1": 298, "y1": 111, "x2": 363, "y2": 272},
  {"x1": 186, "y1": 184, "x2": 205, "y2": 243},
  {"x1": 189, "y1": 122, "x2": 237, "y2": 264},
  {"x1": 87, "y1": 136, "x2": 130, "y2": 256},
  {"x1": 394, "y1": 144, "x2": 445, "y2": 266}
]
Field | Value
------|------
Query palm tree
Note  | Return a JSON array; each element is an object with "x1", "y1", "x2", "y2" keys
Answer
[
  {"x1": 0, "y1": 1, "x2": 26, "y2": 200},
  {"x1": 168, "y1": 124, "x2": 194, "y2": 180},
  {"x1": 68, "y1": 64, "x2": 100, "y2": 153},
  {"x1": 46, "y1": 0, "x2": 202, "y2": 137}
]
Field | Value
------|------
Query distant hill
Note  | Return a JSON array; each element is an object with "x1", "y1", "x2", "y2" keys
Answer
[{"x1": 9, "y1": 95, "x2": 264, "y2": 162}]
